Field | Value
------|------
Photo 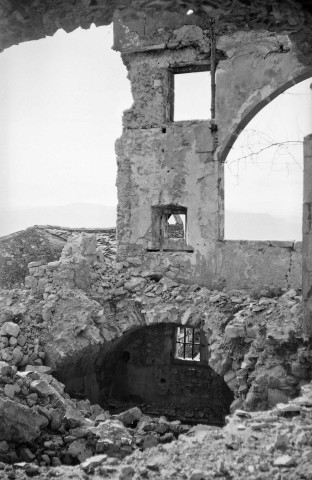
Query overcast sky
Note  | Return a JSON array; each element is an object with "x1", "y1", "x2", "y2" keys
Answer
[
  {"x1": 0, "y1": 25, "x2": 311, "y2": 234},
  {"x1": 225, "y1": 77, "x2": 312, "y2": 222},
  {"x1": 0, "y1": 25, "x2": 131, "y2": 210}
]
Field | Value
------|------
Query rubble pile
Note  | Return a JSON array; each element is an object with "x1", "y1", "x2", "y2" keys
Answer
[
  {"x1": 0, "y1": 359, "x2": 190, "y2": 470},
  {"x1": 0, "y1": 317, "x2": 45, "y2": 368},
  {"x1": 0, "y1": 361, "x2": 136, "y2": 466},
  {"x1": 83, "y1": 382, "x2": 312, "y2": 480},
  {"x1": 0, "y1": 383, "x2": 312, "y2": 479},
  {"x1": 17, "y1": 233, "x2": 311, "y2": 411},
  {"x1": 0, "y1": 231, "x2": 312, "y2": 478},
  {"x1": 0, "y1": 226, "x2": 116, "y2": 290},
  {"x1": 115, "y1": 409, "x2": 190, "y2": 450}
]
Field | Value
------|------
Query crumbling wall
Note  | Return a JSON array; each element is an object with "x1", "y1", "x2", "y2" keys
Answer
[
  {"x1": 99, "y1": 324, "x2": 233, "y2": 425},
  {"x1": 115, "y1": 12, "x2": 310, "y2": 293},
  {"x1": 0, "y1": 227, "x2": 65, "y2": 289},
  {"x1": 0, "y1": 226, "x2": 116, "y2": 290},
  {"x1": 1, "y1": 1, "x2": 312, "y2": 65},
  {"x1": 215, "y1": 31, "x2": 312, "y2": 161},
  {"x1": 5, "y1": 232, "x2": 309, "y2": 416},
  {"x1": 220, "y1": 241, "x2": 302, "y2": 294},
  {"x1": 116, "y1": 121, "x2": 220, "y2": 287}
]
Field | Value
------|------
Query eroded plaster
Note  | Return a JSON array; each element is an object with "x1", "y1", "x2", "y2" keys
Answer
[{"x1": 115, "y1": 13, "x2": 310, "y2": 293}]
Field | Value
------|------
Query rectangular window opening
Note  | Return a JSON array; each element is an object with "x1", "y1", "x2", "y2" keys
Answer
[
  {"x1": 148, "y1": 205, "x2": 194, "y2": 252},
  {"x1": 175, "y1": 326, "x2": 201, "y2": 362},
  {"x1": 171, "y1": 69, "x2": 211, "y2": 122}
]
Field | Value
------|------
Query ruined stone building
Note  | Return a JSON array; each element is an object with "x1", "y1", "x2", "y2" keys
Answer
[
  {"x1": 114, "y1": 8, "x2": 308, "y2": 295},
  {"x1": 1, "y1": 1, "x2": 312, "y2": 472}
]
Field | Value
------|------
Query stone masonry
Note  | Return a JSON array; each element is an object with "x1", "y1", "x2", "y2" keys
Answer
[{"x1": 114, "y1": 10, "x2": 311, "y2": 294}]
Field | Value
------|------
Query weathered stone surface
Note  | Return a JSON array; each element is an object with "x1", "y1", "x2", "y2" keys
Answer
[
  {"x1": 87, "y1": 420, "x2": 133, "y2": 457},
  {"x1": 67, "y1": 439, "x2": 93, "y2": 463},
  {"x1": 50, "y1": 408, "x2": 65, "y2": 430},
  {"x1": 30, "y1": 379, "x2": 52, "y2": 397},
  {"x1": 142, "y1": 434, "x2": 159, "y2": 450},
  {"x1": 124, "y1": 278, "x2": 145, "y2": 291},
  {"x1": 115, "y1": 16, "x2": 306, "y2": 294},
  {"x1": 19, "y1": 447, "x2": 36, "y2": 463},
  {"x1": 81, "y1": 454, "x2": 107, "y2": 473},
  {"x1": 273, "y1": 455, "x2": 297, "y2": 467},
  {"x1": 4, "y1": 384, "x2": 15, "y2": 399},
  {"x1": 0, "y1": 227, "x2": 65, "y2": 289},
  {"x1": 0, "y1": 0, "x2": 311, "y2": 62},
  {"x1": 0, "y1": 397, "x2": 48, "y2": 443},
  {"x1": 1, "y1": 322, "x2": 20, "y2": 337},
  {"x1": 0, "y1": 3, "x2": 312, "y2": 470},
  {"x1": 64, "y1": 408, "x2": 86, "y2": 429},
  {"x1": 114, "y1": 407, "x2": 143, "y2": 427},
  {"x1": 2, "y1": 229, "x2": 306, "y2": 415},
  {"x1": 0, "y1": 362, "x2": 12, "y2": 376},
  {"x1": 303, "y1": 134, "x2": 312, "y2": 336},
  {"x1": 0, "y1": 441, "x2": 9, "y2": 454}
]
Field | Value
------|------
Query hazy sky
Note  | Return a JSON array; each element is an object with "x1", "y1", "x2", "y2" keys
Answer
[
  {"x1": 0, "y1": 25, "x2": 311, "y2": 230},
  {"x1": 225, "y1": 78, "x2": 312, "y2": 222},
  {"x1": 0, "y1": 25, "x2": 132, "y2": 209}
]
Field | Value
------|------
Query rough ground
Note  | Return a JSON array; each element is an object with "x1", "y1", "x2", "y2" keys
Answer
[
  {"x1": 1, "y1": 231, "x2": 310, "y2": 413},
  {"x1": 0, "y1": 228, "x2": 312, "y2": 478},
  {"x1": 1, "y1": 384, "x2": 312, "y2": 479}
]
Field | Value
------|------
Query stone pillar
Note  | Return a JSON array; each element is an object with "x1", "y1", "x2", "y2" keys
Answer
[{"x1": 303, "y1": 134, "x2": 312, "y2": 336}]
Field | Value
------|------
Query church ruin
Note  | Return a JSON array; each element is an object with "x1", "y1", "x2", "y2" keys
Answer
[{"x1": 0, "y1": 0, "x2": 312, "y2": 474}]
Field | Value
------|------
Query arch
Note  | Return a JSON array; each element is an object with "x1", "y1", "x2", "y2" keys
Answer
[
  {"x1": 218, "y1": 69, "x2": 312, "y2": 164},
  {"x1": 54, "y1": 322, "x2": 234, "y2": 426},
  {"x1": 1, "y1": 2, "x2": 312, "y2": 55}
]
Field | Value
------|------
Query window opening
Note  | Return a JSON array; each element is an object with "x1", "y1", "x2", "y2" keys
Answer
[
  {"x1": 172, "y1": 70, "x2": 211, "y2": 122},
  {"x1": 224, "y1": 77, "x2": 311, "y2": 241},
  {"x1": 148, "y1": 205, "x2": 193, "y2": 252},
  {"x1": 175, "y1": 326, "x2": 201, "y2": 361}
]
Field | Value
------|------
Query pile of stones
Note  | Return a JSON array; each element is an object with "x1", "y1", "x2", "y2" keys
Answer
[
  {"x1": 6, "y1": 232, "x2": 312, "y2": 413},
  {"x1": 114, "y1": 408, "x2": 190, "y2": 450},
  {"x1": 0, "y1": 357, "x2": 190, "y2": 469},
  {"x1": 97, "y1": 382, "x2": 312, "y2": 480},
  {"x1": 0, "y1": 359, "x2": 134, "y2": 466},
  {"x1": 0, "y1": 231, "x2": 312, "y2": 478},
  {"x1": 0, "y1": 320, "x2": 45, "y2": 368}
]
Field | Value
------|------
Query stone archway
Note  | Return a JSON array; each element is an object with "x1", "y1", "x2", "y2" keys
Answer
[
  {"x1": 217, "y1": 70, "x2": 312, "y2": 165},
  {"x1": 1, "y1": 1, "x2": 312, "y2": 60},
  {"x1": 54, "y1": 322, "x2": 234, "y2": 426}
]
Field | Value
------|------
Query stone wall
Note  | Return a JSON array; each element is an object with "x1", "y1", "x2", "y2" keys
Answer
[
  {"x1": 303, "y1": 134, "x2": 312, "y2": 335},
  {"x1": 1, "y1": 3, "x2": 311, "y2": 297},
  {"x1": 0, "y1": 226, "x2": 116, "y2": 289},
  {"x1": 220, "y1": 241, "x2": 302, "y2": 294},
  {"x1": 0, "y1": 227, "x2": 65, "y2": 289},
  {"x1": 1, "y1": 1, "x2": 312, "y2": 63},
  {"x1": 105, "y1": 324, "x2": 233, "y2": 425},
  {"x1": 115, "y1": 12, "x2": 310, "y2": 293},
  {"x1": 60, "y1": 323, "x2": 233, "y2": 425},
  {"x1": 2, "y1": 232, "x2": 310, "y2": 415},
  {"x1": 116, "y1": 120, "x2": 221, "y2": 287}
]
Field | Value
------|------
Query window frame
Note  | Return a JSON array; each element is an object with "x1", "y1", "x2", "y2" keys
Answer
[
  {"x1": 168, "y1": 64, "x2": 211, "y2": 122},
  {"x1": 147, "y1": 205, "x2": 194, "y2": 252},
  {"x1": 174, "y1": 326, "x2": 201, "y2": 364}
]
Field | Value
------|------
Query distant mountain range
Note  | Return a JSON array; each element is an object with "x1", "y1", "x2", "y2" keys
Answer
[
  {"x1": 0, "y1": 203, "x2": 302, "y2": 241},
  {"x1": 0, "y1": 203, "x2": 116, "y2": 237},
  {"x1": 225, "y1": 210, "x2": 301, "y2": 242}
]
